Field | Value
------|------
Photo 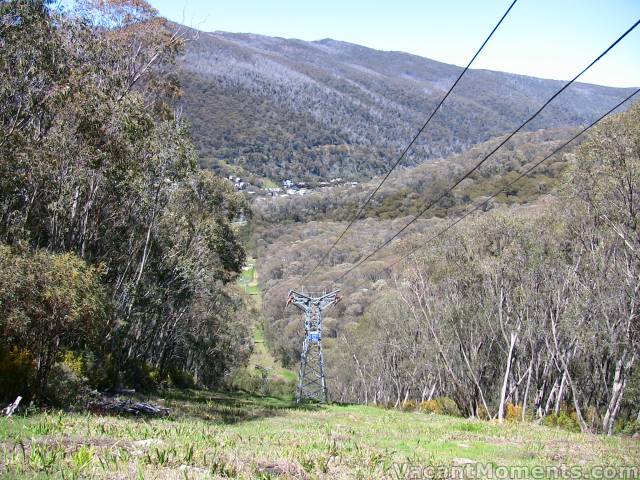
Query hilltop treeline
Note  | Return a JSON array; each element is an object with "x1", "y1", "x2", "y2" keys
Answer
[
  {"x1": 0, "y1": 0, "x2": 251, "y2": 404},
  {"x1": 259, "y1": 103, "x2": 640, "y2": 434},
  {"x1": 178, "y1": 29, "x2": 635, "y2": 182}
]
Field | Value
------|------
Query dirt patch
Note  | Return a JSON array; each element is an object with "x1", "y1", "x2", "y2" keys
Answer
[{"x1": 256, "y1": 459, "x2": 308, "y2": 479}]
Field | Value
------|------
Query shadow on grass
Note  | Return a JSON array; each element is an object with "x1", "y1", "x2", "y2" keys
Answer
[{"x1": 159, "y1": 388, "x2": 323, "y2": 425}]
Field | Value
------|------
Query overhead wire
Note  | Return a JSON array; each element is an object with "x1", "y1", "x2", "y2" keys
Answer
[
  {"x1": 332, "y1": 18, "x2": 640, "y2": 284},
  {"x1": 301, "y1": 0, "x2": 519, "y2": 282},
  {"x1": 371, "y1": 87, "x2": 640, "y2": 280}
]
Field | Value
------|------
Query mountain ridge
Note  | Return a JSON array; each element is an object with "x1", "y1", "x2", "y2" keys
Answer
[{"x1": 177, "y1": 26, "x2": 637, "y2": 181}]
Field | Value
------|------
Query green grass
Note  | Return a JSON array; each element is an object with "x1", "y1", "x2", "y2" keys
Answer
[
  {"x1": 239, "y1": 258, "x2": 260, "y2": 296},
  {"x1": 1, "y1": 391, "x2": 638, "y2": 479},
  {"x1": 260, "y1": 178, "x2": 279, "y2": 189},
  {"x1": 217, "y1": 159, "x2": 246, "y2": 177},
  {"x1": 241, "y1": 258, "x2": 297, "y2": 384},
  {"x1": 248, "y1": 323, "x2": 297, "y2": 383}
]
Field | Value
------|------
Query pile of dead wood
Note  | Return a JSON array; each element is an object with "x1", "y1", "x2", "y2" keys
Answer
[{"x1": 90, "y1": 397, "x2": 170, "y2": 417}]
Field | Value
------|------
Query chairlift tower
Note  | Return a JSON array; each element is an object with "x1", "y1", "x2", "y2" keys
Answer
[{"x1": 287, "y1": 289, "x2": 341, "y2": 403}]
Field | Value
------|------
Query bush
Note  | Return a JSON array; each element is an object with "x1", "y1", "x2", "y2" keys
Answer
[
  {"x1": 167, "y1": 368, "x2": 196, "y2": 389},
  {"x1": 543, "y1": 411, "x2": 581, "y2": 432},
  {"x1": 0, "y1": 346, "x2": 34, "y2": 403},
  {"x1": 230, "y1": 367, "x2": 295, "y2": 398},
  {"x1": 266, "y1": 377, "x2": 296, "y2": 398},
  {"x1": 505, "y1": 403, "x2": 523, "y2": 422},
  {"x1": 120, "y1": 359, "x2": 159, "y2": 393},
  {"x1": 0, "y1": 245, "x2": 107, "y2": 402},
  {"x1": 401, "y1": 399, "x2": 419, "y2": 411},
  {"x1": 614, "y1": 419, "x2": 640, "y2": 436},
  {"x1": 419, "y1": 399, "x2": 441, "y2": 414},
  {"x1": 419, "y1": 397, "x2": 461, "y2": 417},
  {"x1": 44, "y1": 362, "x2": 90, "y2": 407},
  {"x1": 231, "y1": 368, "x2": 263, "y2": 393},
  {"x1": 62, "y1": 351, "x2": 87, "y2": 378}
]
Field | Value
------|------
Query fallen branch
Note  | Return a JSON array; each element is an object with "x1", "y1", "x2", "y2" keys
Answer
[
  {"x1": 89, "y1": 397, "x2": 169, "y2": 417},
  {"x1": 4, "y1": 396, "x2": 22, "y2": 416}
]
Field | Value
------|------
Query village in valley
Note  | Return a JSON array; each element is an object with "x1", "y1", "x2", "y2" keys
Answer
[{"x1": 229, "y1": 175, "x2": 359, "y2": 200}]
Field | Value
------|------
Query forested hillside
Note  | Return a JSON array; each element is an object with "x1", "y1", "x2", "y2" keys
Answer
[
  {"x1": 254, "y1": 127, "x2": 577, "y2": 224},
  {"x1": 177, "y1": 28, "x2": 636, "y2": 181},
  {"x1": 0, "y1": 0, "x2": 252, "y2": 405},
  {"x1": 257, "y1": 103, "x2": 640, "y2": 433}
]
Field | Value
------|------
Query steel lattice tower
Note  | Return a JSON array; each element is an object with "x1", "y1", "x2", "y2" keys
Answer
[{"x1": 287, "y1": 289, "x2": 340, "y2": 403}]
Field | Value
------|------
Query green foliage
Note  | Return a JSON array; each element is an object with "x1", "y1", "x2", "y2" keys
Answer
[
  {"x1": 0, "y1": 346, "x2": 35, "y2": 402},
  {"x1": 43, "y1": 362, "x2": 88, "y2": 407},
  {"x1": 543, "y1": 411, "x2": 581, "y2": 433},
  {"x1": 61, "y1": 351, "x2": 87, "y2": 379},
  {"x1": 0, "y1": 245, "x2": 106, "y2": 402},
  {"x1": 614, "y1": 420, "x2": 640, "y2": 436},
  {"x1": 231, "y1": 367, "x2": 295, "y2": 398},
  {"x1": 167, "y1": 368, "x2": 196, "y2": 389},
  {"x1": 0, "y1": 0, "x2": 254, "y2": 400}
]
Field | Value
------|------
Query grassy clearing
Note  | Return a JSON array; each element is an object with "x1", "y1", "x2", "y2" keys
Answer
[
  {"x1": 240, "y1": 257, "x2": 296, "y2": 384},
  {"x1": 239, "y1": 258, "x2": 260, "y2": 296},
  {"x1": 1, "y1": 390, "x2": 639, "y2": 479},
  {"x1": 248, "y1": 324, "x2": 297, "y2": 384},
  {"x1": 260, "y1": 178, "x2": 279, "y2": 189}
]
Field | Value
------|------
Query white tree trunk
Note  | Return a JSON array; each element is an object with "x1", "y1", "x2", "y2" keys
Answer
[
  {"x1": 602, "y1": 352, "x2": 635, "y2": 435},
  {"x1": 498, "y1": 332, "x2": 517, "y2": 423},
  {"x1": 522, "y1": 358, "x2": 534, "y2": 421}
]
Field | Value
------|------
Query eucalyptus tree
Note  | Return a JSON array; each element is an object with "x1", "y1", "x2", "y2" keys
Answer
[{"x1": 0, "y1": 0, "x2": 252, "y2": 394}]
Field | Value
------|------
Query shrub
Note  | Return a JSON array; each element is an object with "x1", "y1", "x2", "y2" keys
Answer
[
  {"x1": 0, "y1": 245, "x2": 107, "y2": 402},
  {"x1": 167, "y1": 368, "x2": 196, "y2": 389},
  {"x1": 476, "y1": 406, "x2": 492, "y2": 421},
  {"x1": 0, "y1": 346, "x2": 34, "y2": 403},
  {"x1": 61, "y1": 351, "x2": 87, "y2": 378},
  {"x1": 419, "y1": 399, "x2": 441, "y2": 415},
  {"x1": 505, "y1": 403, "x2": 523, "y2": 422},
  {"x1": 438, "y1": 397, "x2": 461, "y2": 417},
  {"x1": 266, "y1": 377, "x2": 295, "y2": 398},
  {"x1": 614, "y1": 419, "x2": 640, "y2": 436},
  {"x1": 44, "y1": 362, "x2": 90, "y2": 407},
  {"x1": 231, "y1": 368, "x2": 263, "y2": 393},
  {"x1": 120, "y1": 359, "x2": 159, "y2": 393},
  {"x1": 402, "y1": 399, "x2": 419, "y2": 411},
  {"x1": 419, "y1": 397, "x2": 461, "y2": 417},
  {"x1": 543, "y1": 411, "x2": 580, "y2": 432},
  {"x1": 230, "y1": 368, "x2": 295, "y2": 398}
]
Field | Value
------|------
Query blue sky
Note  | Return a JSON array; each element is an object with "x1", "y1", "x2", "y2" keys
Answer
[{"x1": 148, "y1": 0, "x2": 640, "y2": 88}]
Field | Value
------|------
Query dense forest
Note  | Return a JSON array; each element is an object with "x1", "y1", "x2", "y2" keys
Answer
[
  {"x1": 257, "y1": 103, "x2": 640, "y2": 434},
  {"x1": 0, "y1": 0, "x2": 252, "y2": 405},
  {"x1": 177, "y1": 29, "x2": 636, "y2": 182}
]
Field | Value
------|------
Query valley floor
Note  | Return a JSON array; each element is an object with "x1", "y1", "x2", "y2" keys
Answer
[{"x1": 1, "y1": 390, "x2": 638, "y2": 479}]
